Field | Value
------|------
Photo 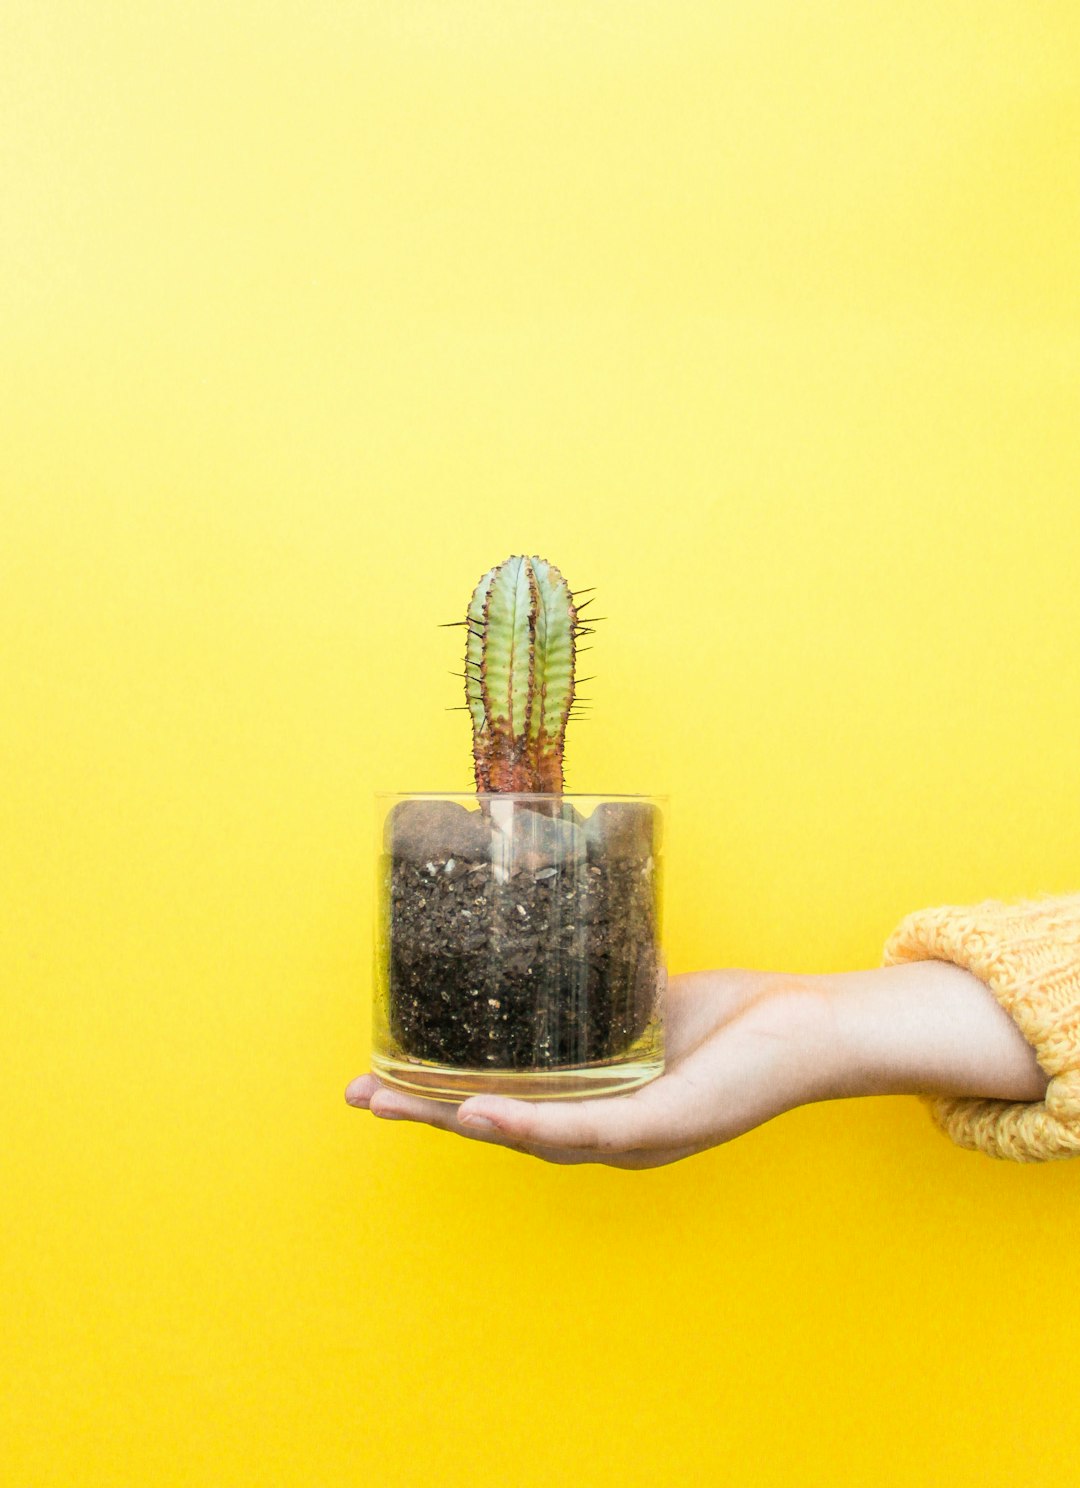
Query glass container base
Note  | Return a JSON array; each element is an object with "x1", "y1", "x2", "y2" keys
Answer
[{"x1": 371, "y1": 1051, "x2": 664, "y2": 1103}]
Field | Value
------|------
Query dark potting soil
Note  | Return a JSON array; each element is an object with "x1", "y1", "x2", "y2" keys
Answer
[{"x1": 383, "y1": 801, "x2": 661, "y2": 1069}]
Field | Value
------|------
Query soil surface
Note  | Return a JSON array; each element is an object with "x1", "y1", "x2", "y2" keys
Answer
[{"x1": 383, "y1": 800, "x2": 661, "y2": 1069}]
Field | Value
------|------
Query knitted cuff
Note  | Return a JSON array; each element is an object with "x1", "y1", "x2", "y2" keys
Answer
[{"x1": 882, "y1": 895, "x2": 1080, "y2": 1162}]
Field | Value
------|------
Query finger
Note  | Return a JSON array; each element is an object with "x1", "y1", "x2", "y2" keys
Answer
[
  {"x1": 345, "y1": 1074, "x2": 379, "y2": 1108},
  {"x1": 456, "y1": 1074, "x2": 689, "y2": 1153},
  {"x1": 349, "y1": 1078, "x2": 509, "y2": 1143},
  {"x1": 368, "y1": 1084, "x2": 478, "y2": 1129},
  {"x1": 366, "y1": 1083, "x2": 537, "y2": 1150},
  {"x1": 360, "y1": 1083, "x2": 652, "y2": 1164}
]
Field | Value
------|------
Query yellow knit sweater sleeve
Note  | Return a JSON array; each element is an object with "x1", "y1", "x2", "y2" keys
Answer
[{"x1": 882, "y1": 894, "x2": 1080, "y2": 1162}]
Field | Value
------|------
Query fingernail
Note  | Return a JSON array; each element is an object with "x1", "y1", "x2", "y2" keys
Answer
[
  {"x1": 460, "y1": 1114, "x2": 497, "y2": 1131},
  {"x1": 373, "y1": 1108, "x2": 405, "y2": 1121},
  {"x1": 345, "y1": 1093, "x2": 369, "y2": 1108}
]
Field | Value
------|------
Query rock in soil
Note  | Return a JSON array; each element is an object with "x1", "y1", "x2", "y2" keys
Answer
[
  {"x1": 584, "y1": 801, "x2": 661, "y2": 863},
  {"x1": 385, "y1": 799, "x2": 491, "y2": 864}
]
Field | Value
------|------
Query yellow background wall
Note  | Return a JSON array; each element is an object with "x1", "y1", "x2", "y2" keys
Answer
[{"x1": 3, "y1": 4, "x2": 1078, "y2": 1484}]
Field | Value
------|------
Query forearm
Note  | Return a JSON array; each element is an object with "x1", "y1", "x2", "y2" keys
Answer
[{"x1": 819, "y1": 961, "x2": 1048, "y2": 1104}]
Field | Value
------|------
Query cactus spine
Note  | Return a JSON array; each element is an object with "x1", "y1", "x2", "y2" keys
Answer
[{"x1": 465, "y1": 555, "x2": 578, "y2": 793}]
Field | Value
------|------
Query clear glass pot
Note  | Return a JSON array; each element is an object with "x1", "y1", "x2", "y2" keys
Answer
[{"x1": 372, "y1": 793, "x2": 666, "y2": 1101}]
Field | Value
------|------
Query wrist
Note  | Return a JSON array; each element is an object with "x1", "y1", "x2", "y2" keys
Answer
[{"x1": 819, "y1": 961, "x2": 1048, "y2": 1104}]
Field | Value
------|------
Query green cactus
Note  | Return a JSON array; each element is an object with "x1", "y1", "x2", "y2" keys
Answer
[{"x1": 463, "y1": 555, "x2": 582, "y2": 793}]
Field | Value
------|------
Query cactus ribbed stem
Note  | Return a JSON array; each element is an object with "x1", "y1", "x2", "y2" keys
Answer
[{"x1": 466, "y1": 554, "x2": 578, "y2": 793}]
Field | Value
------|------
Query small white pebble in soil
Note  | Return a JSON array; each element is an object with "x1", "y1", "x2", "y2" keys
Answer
[
  {"x1": 424, "y1": 861, "x2": 437, "y2": 875},
  {"x1": 461, "y1": 909, "x2": 472, "y2": 918},
  {"x1": 534, "y1": 866, "x2": 557, "y2": 881},
  {"x1": 516, "y1": 903, "x2": 527, "y2": 916},
  {"x1": 487, "y1": 997, "x2": 501, "y2": 1009},
  {"x1": 444, "y1": 858, "x2": 456, "y2": 874}
]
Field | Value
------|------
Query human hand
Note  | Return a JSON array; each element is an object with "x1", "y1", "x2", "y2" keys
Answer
[{"x1": 345, "y1": 962, "x2": 1047, "y2": 1168}]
